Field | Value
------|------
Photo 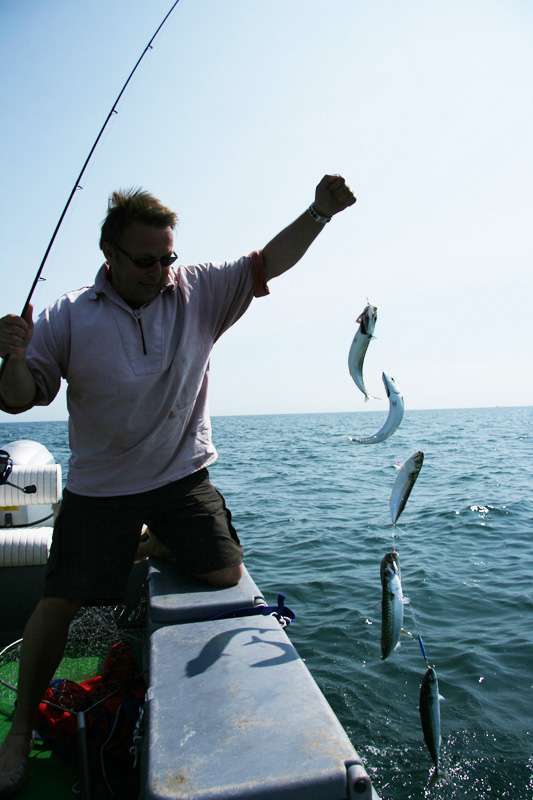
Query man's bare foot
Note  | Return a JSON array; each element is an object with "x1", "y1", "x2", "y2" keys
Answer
[{"x1": 0, "y1": 732, "x2": 32, "y2": 797}]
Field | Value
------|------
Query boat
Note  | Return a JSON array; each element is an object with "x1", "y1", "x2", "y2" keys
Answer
[{"x1": 0, "y1": 438, "x2": 381, "y2": 799}]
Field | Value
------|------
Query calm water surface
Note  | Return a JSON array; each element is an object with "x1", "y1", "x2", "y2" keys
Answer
[{"x1": 1, "y1": 406, "x2": 532, "y2": 799}]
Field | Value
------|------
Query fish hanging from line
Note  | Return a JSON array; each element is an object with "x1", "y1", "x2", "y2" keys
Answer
[
  {"x1": 380, "y1": 550, "x2": 406, "y2": 660},
  {"x1": 349, "y1": 373, "x2": 404, "y2": 444},
  {"x1": 390, "y1": 450, "x2": 424, "y2": 524},
  {"x1": 419, "y1": 665, "x2": 446, "y2": 785},
  {"x1": 348, "y1": 303, "x2": 378, "y2": 401}
]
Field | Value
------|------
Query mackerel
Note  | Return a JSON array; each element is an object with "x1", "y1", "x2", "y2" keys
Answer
[
  {"x1": 348, "y1": 303, "x2": 377, "y2": 400},
  {"x1": 380, "y1": 551, "x2": 404, "y2": 660},
  {"x1": 419, "y1": 665, "x2": 444, "y2": 782},
  {"x1": 350, "y1": 373, "x2": 404, "y2": 444},
  {"x1": 390, "y1": 450, "x2": 424, "y2": 524}
]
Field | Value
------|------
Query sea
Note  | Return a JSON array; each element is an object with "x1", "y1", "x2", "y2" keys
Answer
[{"x1": 1, "y1": 406, "x2": 532, "y2": 800}]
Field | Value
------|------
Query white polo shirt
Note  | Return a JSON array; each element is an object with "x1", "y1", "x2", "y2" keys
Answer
[{"x1": 1, "y1": 253, "x2": 268, "y2": 496}]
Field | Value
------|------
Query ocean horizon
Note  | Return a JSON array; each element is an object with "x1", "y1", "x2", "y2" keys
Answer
[{"x1": 1, "y1": 401, "x2": 531, "y2": 425}]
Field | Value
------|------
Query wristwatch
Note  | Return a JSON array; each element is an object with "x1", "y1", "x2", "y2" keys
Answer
[{"x1": 307, "y1": 203, "x2": 331, "y2": 224}]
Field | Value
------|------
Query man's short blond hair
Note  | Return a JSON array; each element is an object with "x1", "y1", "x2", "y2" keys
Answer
[{"x1": 99, "y1": 188, "x2": 177, "y2": 249}]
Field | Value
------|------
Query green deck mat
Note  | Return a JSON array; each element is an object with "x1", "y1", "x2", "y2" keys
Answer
[
  {"x1": 0, "y1": 598, "x2": 146, "y2": 798},
  {"x1": 1, "y1": 653, "x2": 100, "y2": 799}
]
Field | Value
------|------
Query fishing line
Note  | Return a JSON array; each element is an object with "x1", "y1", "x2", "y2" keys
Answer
[
  {"x1": 406, "y1": 600, "x2": 431, "y2": 668},
  {"x1": 0, "y1": 0, "x2": 181, "y2": 381},
  {"x1": 390, "y1": 521, "x2": 404, "y2": 551}
]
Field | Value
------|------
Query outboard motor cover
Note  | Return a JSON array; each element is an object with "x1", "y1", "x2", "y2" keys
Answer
[{"x1": 0, "y1": 440, "x2": 62, "y2": 528}]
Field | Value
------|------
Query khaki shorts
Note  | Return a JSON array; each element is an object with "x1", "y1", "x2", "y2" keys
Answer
[{"x1": 44, "y1": 468, "x2": 242, "y2": 605}]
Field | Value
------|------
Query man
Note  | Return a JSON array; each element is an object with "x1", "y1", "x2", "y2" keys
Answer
[{"x1": 0, "y1": 174, "x2": 355, "y2": 793}]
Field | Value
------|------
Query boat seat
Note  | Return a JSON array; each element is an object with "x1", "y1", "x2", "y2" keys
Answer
[
  {"x1": 0, "y1": 529, "x2": 53, "y2": 642},
  {"x1": 147, "y1": 560, "x2": 265, "y2": 629},
  {"x1": 143, "y1": 614, "x2": 376, "y2": 800},
  {"x1": 0, "y1": 528, "x2": 53, "y2": 567}
]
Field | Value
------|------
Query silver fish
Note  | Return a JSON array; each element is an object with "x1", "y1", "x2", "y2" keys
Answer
[
  {"x1": 419, "y1": 665, "x2": 443, "y2": 781},
  {"x1": 350, "y1": 373, "x2": 404, "y2": 444},
  {"x1": 390, "y1": 450, "x2": 424, "y2": 524},
  {"x1": 348, "y1": 304, "x2": 378, "y2": 401},
  {"x1": 380, "y1": 551, "x2": 404, "y2": 660}
]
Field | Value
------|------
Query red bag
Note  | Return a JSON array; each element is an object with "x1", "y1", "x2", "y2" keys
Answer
[{"x1": 35, "y1": 641, "x2": 146, "y2": 794}]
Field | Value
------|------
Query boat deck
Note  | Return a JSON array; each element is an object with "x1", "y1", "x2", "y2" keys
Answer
[{"x1": 0, "y1": 655, "x2": 99, "y2": 799}]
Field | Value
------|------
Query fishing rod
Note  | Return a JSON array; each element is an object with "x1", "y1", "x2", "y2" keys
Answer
[{"x1": 0, "y1": 0, "x2": 181, "y2": 381}]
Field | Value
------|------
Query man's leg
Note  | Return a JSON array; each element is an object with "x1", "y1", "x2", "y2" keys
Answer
[
  {"x1": 136, "y1": 524, "x2": 242, "y2": 586},
  {"x1": 146, "y1": 470, "x2": 245, "y2": 589},
  {"x1": 0, "y1": 597, "x2": 81, "y2": 793},
  {"x1": 194, "y1": 563, "x2": 243, "y2": 588}
]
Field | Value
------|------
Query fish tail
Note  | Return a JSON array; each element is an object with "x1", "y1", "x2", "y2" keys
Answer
[{"x1": 428, "y1": 765, "x2": 446, "y2": 787}]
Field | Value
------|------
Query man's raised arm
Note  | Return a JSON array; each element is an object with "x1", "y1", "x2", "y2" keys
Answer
[{"x1": 262, "y1": 175, "x2": 356, "y2": 282}]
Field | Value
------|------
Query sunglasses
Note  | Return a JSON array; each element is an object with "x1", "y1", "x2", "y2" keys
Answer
[{"x1": 114, "y1": 241, "x2": 178, "y2": 270}]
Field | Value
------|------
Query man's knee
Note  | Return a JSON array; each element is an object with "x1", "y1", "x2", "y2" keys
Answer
[{"x1": 195, "y1": 563, "x2": 243, "y2": 588}]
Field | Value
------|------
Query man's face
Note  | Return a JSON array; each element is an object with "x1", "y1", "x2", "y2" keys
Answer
[{"x1": 103, "y1": 222, "x2": 175, "y2": 308}]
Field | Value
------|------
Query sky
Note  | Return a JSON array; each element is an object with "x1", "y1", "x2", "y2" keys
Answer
[{"x1": 1, "y1": 0, "x2": 532, "y2": 422}]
